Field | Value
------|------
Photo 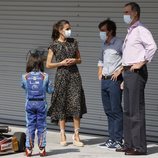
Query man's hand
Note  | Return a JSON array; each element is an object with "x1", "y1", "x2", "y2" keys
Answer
[
  {"x1": 98, "y1": 74, "x2": 102, "y2": 80},
  {"x1": 111, "y1": 67, "x2": 123, "y2": 81},
  {"x1": 111, "y1": 70, "x2": 121, "y2": 81},
  {"x1": 120, "y1": 81, "x2": 124, "y2": 90},
  {"x1": 130, "y1": 61, "x2": 147, "y2": 71},
  {"x1": 98, "y1": 66, "x2": 103, "y2": 80}
]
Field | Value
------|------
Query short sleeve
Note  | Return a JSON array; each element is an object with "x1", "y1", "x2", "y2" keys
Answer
[{"x1": 48, "y1": 42, "x2": 57, "y2": 55}]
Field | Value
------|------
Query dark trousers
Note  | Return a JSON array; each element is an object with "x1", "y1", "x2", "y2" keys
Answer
[
  {"x1": 101, "y1": 78, "x2": 123, "y2": 142},
  {"x1": 123, "y1": 65, "x2": 148, "y2": 153}
]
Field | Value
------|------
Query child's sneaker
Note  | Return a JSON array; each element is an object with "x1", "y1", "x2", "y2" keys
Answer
[
  {"x1": 39, "y1": 148, "x2": 46, "y2": 157},
  {"x1": 25, "y1": 148, "x2": 32, "y2": 157}
]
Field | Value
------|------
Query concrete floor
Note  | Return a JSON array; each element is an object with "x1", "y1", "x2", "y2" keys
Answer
[{"x1": 1, "y1": 125, "x2": 158, "y2": 158}]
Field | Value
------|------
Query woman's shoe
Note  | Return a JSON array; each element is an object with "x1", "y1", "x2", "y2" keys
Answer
[
  {"x1": 72, "y1": 134, "x2": 84, "y2": 147},
  {"x1": 60, "y1": 129, "x2": 67, "y2": 146},
  {"x1": 72, "y1": 128, "x2": 84, "y2": 147},
  {"x1": 60, "y1": 141, "x2": 67, "y2": 146}
]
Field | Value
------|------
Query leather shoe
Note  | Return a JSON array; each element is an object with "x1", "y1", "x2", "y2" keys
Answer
[
  {"x1": 125, "y1": 149, "x2": 147, "y2": 155},
  {"x1": 116, "y1": 147, "x2": 131, "y2": 152}
]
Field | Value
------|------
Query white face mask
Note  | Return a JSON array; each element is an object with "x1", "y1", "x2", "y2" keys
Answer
[
  {"x1": 123, "y1": 15, "x2": 133, "y2": 24},
  {"x1": 99, "y1": 32, "x2": 107, "y2": 41},
  {"x1": 64, "y1": 29, "x2": 71, "y2": 38}
]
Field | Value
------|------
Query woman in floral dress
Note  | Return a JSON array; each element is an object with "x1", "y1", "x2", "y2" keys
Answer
[{"x1": 46, "y1": 20, "x2": 87, "y2": 147}]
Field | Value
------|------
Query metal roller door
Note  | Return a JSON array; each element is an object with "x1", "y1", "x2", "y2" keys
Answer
[{"x1": 0, "y1": 0, "x2": 157, "y2": 142}]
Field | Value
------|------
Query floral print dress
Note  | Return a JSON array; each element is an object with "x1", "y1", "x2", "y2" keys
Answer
[{"x1": 47, "y1": 38, "x2": 87, "y2": 123}]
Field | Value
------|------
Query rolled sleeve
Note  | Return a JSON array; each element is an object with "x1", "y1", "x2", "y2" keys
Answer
[
  {"x1": 141, "y1": 27, "x2": 157, "y2": 62},
  {"x1": 98, "y1": 60, "x2": 103, "y2": 67},
  {"x1": 98, "y1": 47, "x2": 104, "y2": 67}
]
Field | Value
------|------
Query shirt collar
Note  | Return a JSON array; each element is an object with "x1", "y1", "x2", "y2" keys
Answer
[
  {"x1": 128, "y1": 20, "x2": 140, "y2": 32},
  {"x1": 104, "y1": 36, "x2": 116, "y2": 45}
]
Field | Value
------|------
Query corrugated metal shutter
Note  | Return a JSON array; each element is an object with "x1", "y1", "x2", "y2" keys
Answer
[{"x1": 0, "y1": 0, "x2": 157, "y2": 141}]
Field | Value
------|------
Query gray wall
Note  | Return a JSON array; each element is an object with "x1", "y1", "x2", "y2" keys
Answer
[{"x1": 0, "y1": 0, "x2": 158, "y2": 142}]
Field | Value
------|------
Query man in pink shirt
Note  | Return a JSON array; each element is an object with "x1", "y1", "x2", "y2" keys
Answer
[{"x1": 116, "y1": 2, "x2": 157, "y2": 155}]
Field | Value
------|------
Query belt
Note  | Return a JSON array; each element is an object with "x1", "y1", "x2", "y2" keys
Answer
[
  {"x1": 123, "y1": 66, "x2": 140, "y2": 73},
  {"x1": 102, "y1": 75, "x2": 112, "y2": 80},
  {"x1": 123, "y1": 66, "x2": 131, "y2": 71},
  {"x1": 28, "y1": 98, "x2": 44, "y2": 101},
  {"x1": 124, "y1": 64, "x2": 147, "y2": 72}
]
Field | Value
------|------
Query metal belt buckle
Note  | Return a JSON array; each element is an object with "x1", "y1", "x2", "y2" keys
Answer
[
  {"x1": 104, "y1": 75, "x2": 108, "y2": 79},
  {"x1": 102, "y1": 75, "x2": 109, "y2": 80}
]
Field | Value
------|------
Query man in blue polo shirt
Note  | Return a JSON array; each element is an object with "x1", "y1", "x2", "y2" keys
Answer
[{"x1": 98, "y1": 19, "x2": 123, "y2": 149}]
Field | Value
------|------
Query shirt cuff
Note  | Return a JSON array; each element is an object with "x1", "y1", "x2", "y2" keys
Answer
[{"x1": 98, "y1": 61, "x2": 103, "y2": 67}]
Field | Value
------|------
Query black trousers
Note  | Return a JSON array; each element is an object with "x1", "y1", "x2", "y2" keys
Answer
[{"x1": 123, "y1": 65, "x2": 148, "y2": 153}]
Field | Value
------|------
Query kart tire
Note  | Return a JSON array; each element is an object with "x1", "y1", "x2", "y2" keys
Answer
[{"x1": 13, "y1": 132, "x2": 26, "y2": 152}]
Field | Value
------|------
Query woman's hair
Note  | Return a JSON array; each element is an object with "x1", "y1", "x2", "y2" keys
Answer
[
  {"x1": 26, "y1": 50, "x2": 44, "y2": 73},
  {"x1": 51, "y1": 20, "x2": 70, "y2": 41}
]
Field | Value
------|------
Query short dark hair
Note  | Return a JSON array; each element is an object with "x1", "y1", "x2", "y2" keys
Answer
[
  {"x1": 51, "y1": 20, "x2": 70, "y2": 41},
  {"x1": 98, "y1": 19, "x2": 116, "y2": 37},
  {"x1": 125, "y1": 2, "x2": 140, "y2": 18},
  {"x1": 26, "y1": 50, "x2": 44, "y2": 73}
]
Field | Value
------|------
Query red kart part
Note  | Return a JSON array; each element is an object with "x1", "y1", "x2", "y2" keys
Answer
[{"x1": 0, "y1": 126, "x2": 26, "y2": 155}]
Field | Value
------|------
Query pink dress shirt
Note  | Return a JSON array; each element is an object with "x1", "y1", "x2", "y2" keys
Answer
[{"x1": 122, "y1": 21, "x2": 157, "y2": 66}]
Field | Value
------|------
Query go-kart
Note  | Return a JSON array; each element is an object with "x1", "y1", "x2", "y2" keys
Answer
[{"x1": 0, "y1": 126, "x2": 26, "y2": 155}]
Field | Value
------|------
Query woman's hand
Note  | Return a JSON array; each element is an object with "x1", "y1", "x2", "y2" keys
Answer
[
  {"x1": 67, "y1": 58, "x2": 76, "y2": 65},
  {"x1": 60, "y1": 58, "x2": 76, "y2": 66},
  {"x1": 60, "y1": 59, "x2": 70, "y2": 66}
]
